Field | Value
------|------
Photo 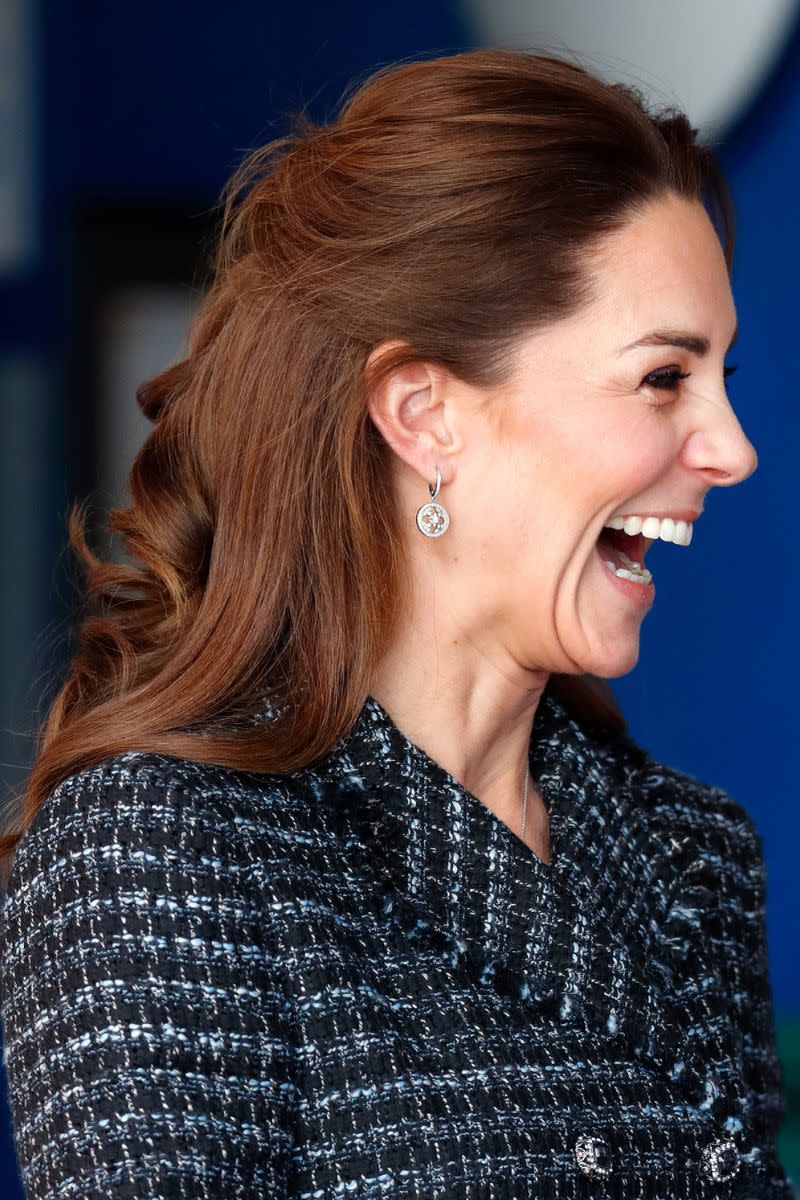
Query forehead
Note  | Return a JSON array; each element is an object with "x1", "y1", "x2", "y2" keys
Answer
[
  {"x1": 580, "y1": 193, "x2": 735, "y2": 341},
  {"x1": 508, "y1": 193, "x2": 737, "y2": 380}
]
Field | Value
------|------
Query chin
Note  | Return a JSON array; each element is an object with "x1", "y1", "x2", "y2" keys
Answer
[
  {"x1": 584, "y1": 640, "x2": 641, "y2": 679},
  {"x1": 541, "y1": 633, "x2": 641, "y2": 681}
]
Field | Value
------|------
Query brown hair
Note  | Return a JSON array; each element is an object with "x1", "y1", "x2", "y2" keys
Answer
[{"x1": 0, "y1": 46, "x2": 734, "y2": 883}]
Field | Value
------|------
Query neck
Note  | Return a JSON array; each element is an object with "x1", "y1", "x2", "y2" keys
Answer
[{"x1": 368, "y1": 666, "x2": 552, "y2": 859}]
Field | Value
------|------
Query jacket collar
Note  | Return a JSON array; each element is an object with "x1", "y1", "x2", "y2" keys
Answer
[
  {"x1": 305, "y1": 684, "x2": 745, "y2": 1114},
  {"x1": 313, "y1": 681, "x2": 646, "y2": 1010}
]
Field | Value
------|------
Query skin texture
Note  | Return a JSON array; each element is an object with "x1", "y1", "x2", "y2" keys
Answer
[{"x1": 365, "y1": 192, "x2": 757, "y2": 863}]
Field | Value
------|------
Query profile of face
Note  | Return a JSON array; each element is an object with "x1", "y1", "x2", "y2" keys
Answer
[{"x1": 368, "y1": 192, "x2": 756, "y2": 683}]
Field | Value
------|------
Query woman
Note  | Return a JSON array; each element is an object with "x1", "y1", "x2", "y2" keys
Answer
[{"x1": 0, "y1": 46, "x2": 791, "y2": 1199}]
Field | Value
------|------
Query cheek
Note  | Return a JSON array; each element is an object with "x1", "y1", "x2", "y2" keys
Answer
[
  {"x1": 583, "y1": 411, "x2": 677, "y2": 501},
  {"x1": 463, "y1": 405, "x2": 676, "y2": 571},
  {"x1": 467, "y1": 491, "x2": 550, "y2": 584}
]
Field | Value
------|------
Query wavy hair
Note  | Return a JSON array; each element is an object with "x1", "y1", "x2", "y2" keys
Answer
[{"x1": 0, "y1": 46, "x2": 734, "y2": 883}]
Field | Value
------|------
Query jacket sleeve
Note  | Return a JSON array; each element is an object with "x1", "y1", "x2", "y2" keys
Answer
[
  {"x1": 0, "y1": 762, "x2": 297, "y2": 1198},
  {"x1": 720, "y1": 803, "x2": 795, "y2": 1197}
]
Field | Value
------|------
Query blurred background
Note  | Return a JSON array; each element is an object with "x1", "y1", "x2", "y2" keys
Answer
[{"x1": 1, "y1": 0, "x2": 799, "y2": 1193}]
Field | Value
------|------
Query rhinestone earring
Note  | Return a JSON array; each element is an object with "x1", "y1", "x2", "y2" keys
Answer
[{"x1": 415, "y1": 465, "x2": 450, "y2": 537}]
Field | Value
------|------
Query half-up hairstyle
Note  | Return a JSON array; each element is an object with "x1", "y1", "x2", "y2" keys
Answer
[{"x1": 0, "y1": 46, "x2": 734, "y2": 882}]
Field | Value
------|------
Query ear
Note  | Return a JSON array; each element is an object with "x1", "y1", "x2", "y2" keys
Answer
[{"x1": 365, "y1": 339, "x2": 460, "y2": 484}]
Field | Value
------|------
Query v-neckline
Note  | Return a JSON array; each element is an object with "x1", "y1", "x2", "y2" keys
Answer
[
  {"x1": 292, "y1": 683, "x2": 733, "y2": 1109},
  {"x1": 311, "y1": 680, "x2": 635, "y2": 1006},
  {"x1": 361, "y1": 690, "x2": 561, "y2": 872}
]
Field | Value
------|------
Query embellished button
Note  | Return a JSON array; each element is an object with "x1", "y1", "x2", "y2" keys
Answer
[
  {"x1": 574, "y1": 1134, "x2": 612, "y2": 1178},
  {"x1": 700, "y1": 1138, "x2": 740, "y2": 1183}
]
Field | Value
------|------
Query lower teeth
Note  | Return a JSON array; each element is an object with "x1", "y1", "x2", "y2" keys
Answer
[{"x1": 603, "y1": 557, "x2": 652, "y2": 585}]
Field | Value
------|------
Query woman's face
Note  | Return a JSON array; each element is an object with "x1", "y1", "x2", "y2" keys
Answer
[{"x1": 373, "y1": 192, "x2": 757, "y2": 681}]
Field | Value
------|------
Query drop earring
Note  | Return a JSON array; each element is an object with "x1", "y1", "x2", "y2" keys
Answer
[{"x1": 415, "y1": 465, "x2": 450, "y2": 537}]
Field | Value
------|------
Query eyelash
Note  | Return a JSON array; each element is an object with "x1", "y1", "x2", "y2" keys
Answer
[{"x1": 643, "y1": 362, "x2": 739, "y2": 401}]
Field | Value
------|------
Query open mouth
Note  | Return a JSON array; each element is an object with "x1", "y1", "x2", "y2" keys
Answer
[
  {"x1": 594, "y1": 514, "x2": 695, "y2": 593},
  {"x1": 596, "y1": 525, "x2": 652, "y2": 569}
]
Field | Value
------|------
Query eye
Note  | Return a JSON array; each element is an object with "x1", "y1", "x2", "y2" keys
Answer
[
  {"x1": 641, "y1": 362, "x2": 740, "y2": 402},
  {"x1": 642, "y1": 367, "x2": 692, "y2": 394}
]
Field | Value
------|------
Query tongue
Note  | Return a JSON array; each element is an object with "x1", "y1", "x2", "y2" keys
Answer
[{"x1": 597, "y1": 526, "x2": 647, "y2": 567}]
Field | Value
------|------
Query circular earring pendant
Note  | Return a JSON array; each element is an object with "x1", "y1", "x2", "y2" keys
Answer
[{"x1": 416, "y1": 465, "x2": 450, "y2": 537}]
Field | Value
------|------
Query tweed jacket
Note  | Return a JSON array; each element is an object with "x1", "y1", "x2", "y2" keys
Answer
[{"x1": 0, "y1": 683, "x2": 793, "y2": 1199}]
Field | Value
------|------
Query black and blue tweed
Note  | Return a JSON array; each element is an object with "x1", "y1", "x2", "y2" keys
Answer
[{"x1": 0, "y1": 683, "x2": 793, "y2": 1198}]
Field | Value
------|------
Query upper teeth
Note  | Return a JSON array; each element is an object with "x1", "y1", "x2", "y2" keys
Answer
[{"x1": 603, "y1": 515, "x2": 693, "y2": 546}]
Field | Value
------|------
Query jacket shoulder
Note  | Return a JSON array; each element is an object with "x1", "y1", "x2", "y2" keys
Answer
[
  {"x1": 5, "y1": 750, "x2": 301, "y2": 900},
  {"x1": 631, "y1": 748, "x2": 765, "y2": 872},
  {"x1": 587, "y1": 718, "x2": 761, "y2": 850}
]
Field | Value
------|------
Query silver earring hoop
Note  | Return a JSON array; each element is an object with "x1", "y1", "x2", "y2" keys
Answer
[{"x1": 415, "y1": 465, "x2": 450, "y2": 537}]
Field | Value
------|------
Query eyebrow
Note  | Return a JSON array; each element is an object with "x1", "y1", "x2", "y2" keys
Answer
[{"x1": 617, "y1": 325, "x2": 739, "y2": 357}]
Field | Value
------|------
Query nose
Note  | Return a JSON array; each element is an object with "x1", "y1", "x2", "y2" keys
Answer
[{"x1": 681, "y1": 398, "x2": 758, "y2": 487}]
